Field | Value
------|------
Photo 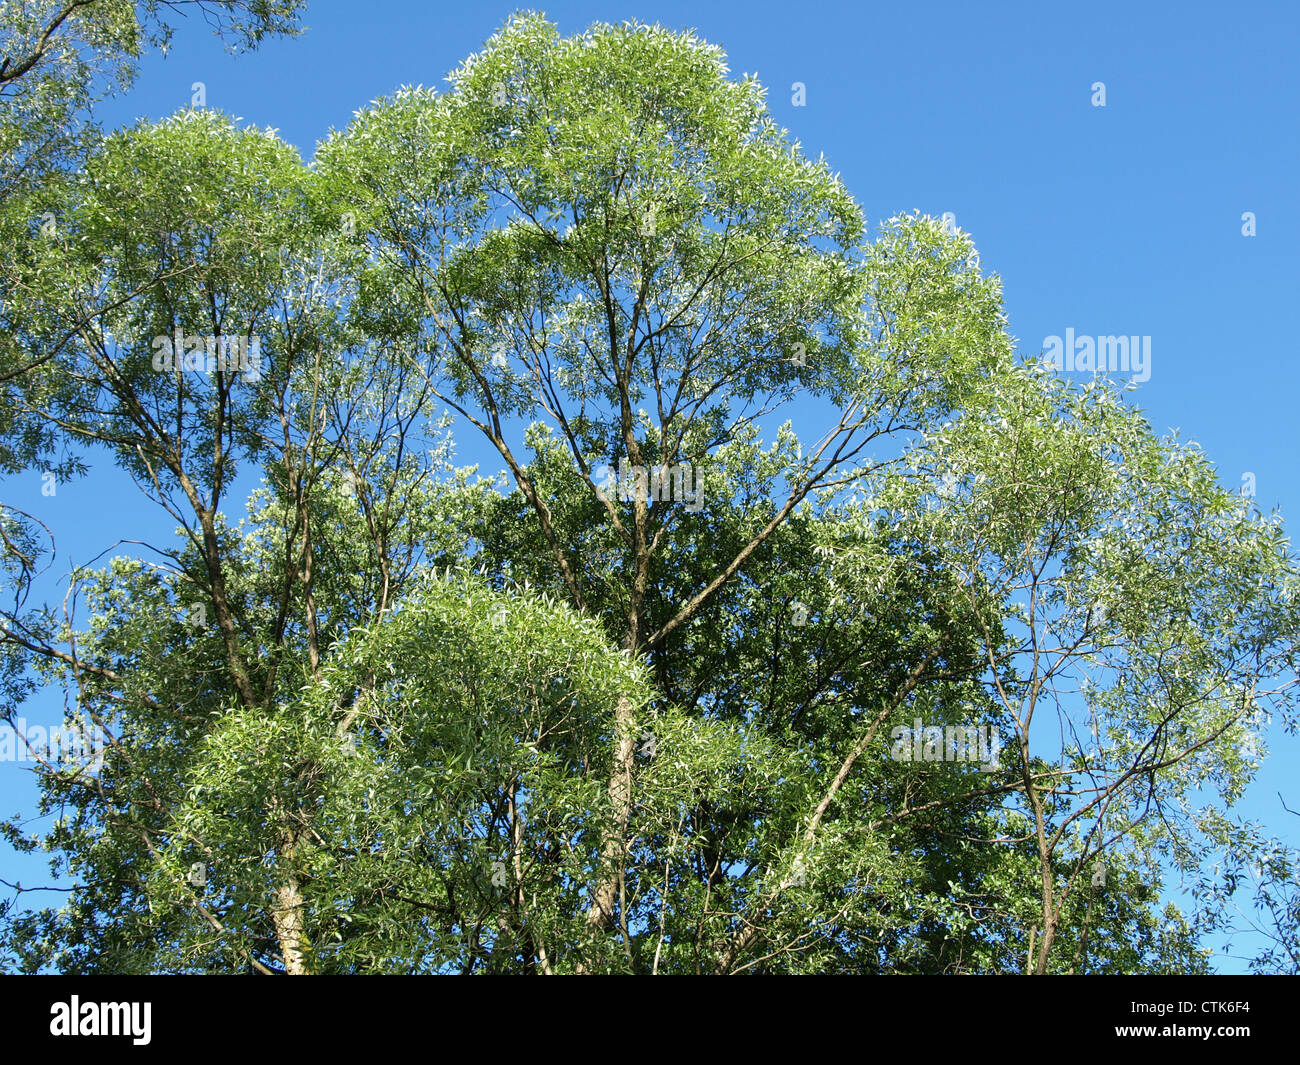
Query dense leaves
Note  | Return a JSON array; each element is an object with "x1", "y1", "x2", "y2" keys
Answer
[{"x1": 2, "y1": 12, "x2": 1297, "y2": 974}]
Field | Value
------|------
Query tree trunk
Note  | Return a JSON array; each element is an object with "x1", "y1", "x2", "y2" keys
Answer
[
  {"x1": 585, "y1": 691, "x2": 636, "y2": 933},
  {"x1": 273, "y1": 832, "x2": 310, "y2": 974}
]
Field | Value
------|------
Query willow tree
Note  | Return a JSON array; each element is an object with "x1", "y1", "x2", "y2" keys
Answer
[
  {"x1": 317, "y1": 13, "x2": 924, "y2": 947},
  {"x1": 1, "y1": 0, "x2": 307, "y2": 629},
  {"x1": 308, "y1": 12, "x2": 1298, "y2": 972},
  {"x1": 3, "y1": 13, "x2": 1297, "y2": 974}
]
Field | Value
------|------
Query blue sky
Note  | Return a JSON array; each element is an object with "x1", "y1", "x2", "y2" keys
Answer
[{"x1": 2, "y1": 0, "x2": 1297, "y2": 971}]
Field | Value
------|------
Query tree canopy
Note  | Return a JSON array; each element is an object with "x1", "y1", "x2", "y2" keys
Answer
[{"x1": 2, "y1": 11, "x2": 1297, "y2": 975}]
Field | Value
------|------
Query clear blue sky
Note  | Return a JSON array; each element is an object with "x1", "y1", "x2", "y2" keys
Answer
[{"x1": 3, "y1": 0, "x2": 1297, "y2": 972}]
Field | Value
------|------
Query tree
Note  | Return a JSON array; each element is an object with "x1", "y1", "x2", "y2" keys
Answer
[
  {"x1": 1, "y1": 0, "x2": 305, "y2": 200},
  {"x1": 3, "y1": 13, "x2": 1296, "y2": 974},
  {"x1": 0, "y1": 0, "x2": 306, "y2": 576}
]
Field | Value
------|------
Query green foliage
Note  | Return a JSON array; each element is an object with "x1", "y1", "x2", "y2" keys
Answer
[{"x1": 3, "y1": 12, "x2": 1297, "y2": 975}]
